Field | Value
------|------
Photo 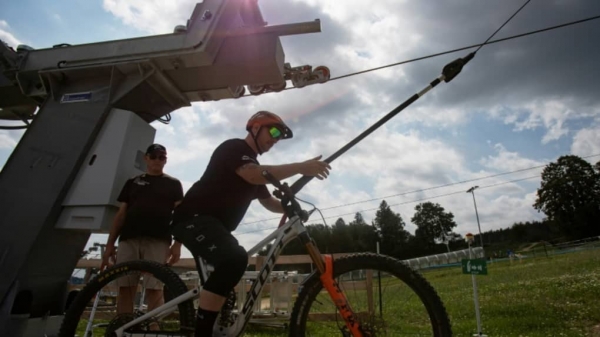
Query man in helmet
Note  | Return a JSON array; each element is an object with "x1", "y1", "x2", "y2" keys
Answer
[{"x1": 171, "y1": 111, "x2": 331, "y2": 336}]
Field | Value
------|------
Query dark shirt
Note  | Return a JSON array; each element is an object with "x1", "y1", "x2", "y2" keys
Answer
[
  {"x1": 118, "y1": 173, "x2": 183, "y2": 243},
  {"x1": 173, "y1": 139, "x2": 270, "y2": 232}
]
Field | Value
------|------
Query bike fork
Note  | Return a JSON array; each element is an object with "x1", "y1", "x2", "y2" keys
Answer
[
  {"x1": 84, "y1": 291, "x2": 101, "y2": 336},
  {"x1": 305, "y1": 242, "x2": 364, "y2": 337}
]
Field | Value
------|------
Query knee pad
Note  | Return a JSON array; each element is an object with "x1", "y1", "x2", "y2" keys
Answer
[
  {"x1": 203, "y1": 245, "x2": 247, "y2": 297},
  {"x1": 225, "y1": 245, "x2": 248, "y2": 281}
]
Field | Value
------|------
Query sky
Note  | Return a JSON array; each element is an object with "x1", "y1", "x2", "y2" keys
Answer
[{"x1": 1, "y1": 0, "x2": 600, "y2": 260}]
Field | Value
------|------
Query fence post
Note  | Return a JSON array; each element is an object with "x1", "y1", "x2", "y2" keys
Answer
[{"x1": 465, "y1": 233, "x2": 487, "y2": 337}]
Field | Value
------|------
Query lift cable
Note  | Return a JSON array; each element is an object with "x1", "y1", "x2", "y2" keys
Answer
[
  {"x1": 475, "y1": 0, "x2": 532, "y2": 53},
  {"x1": 301, "y1": 175, "x2": 541, "y2": 226},
  {"x1": 283, "y1": 0, "x2": 535, "y2": 214},
  {"x1": 241, "y1": 165, "x2": 544, "y2": 227},
  {"x1": 237, "y1": 152, "x2": 600, "y2": 231},
  {"x1": 328, "y1": 13, "x2": 599, "y2": 83},
  {"x1": 3, "y1": 12, "x2": 598, "y2": 129},
  {"x1": 237, "y1": 174, "x2": 541, "y2": 236}
]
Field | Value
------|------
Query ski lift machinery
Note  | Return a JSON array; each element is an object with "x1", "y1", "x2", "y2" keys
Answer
[
  {"x1": 0, "y1": 0, "x2": 329, "y2": 335},
  {"x1": 0, "y1": 0, "x2": 538, "y2": 334}
]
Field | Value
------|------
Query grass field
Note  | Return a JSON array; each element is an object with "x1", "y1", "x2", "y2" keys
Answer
[{"x1": 243, "y1": 248, "x2": 600, "y2": 337}]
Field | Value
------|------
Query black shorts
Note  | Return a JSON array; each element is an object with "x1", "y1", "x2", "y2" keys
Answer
[{"x1": 171, "y1": 215, "x2": 247, "y2": 297}]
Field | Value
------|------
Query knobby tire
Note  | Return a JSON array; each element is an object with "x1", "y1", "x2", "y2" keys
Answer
[
  {"x1": 289, "y1": 253, "x2": 452, "y2": 336},
  {"x1": 58, "y1": 260, "x2": 195, "y2": 336}
]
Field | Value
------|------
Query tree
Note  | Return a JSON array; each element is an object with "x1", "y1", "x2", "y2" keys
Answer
[
  {"x1": 330, "y1": 218, "x2": 353, "y2": 253},
  {"x1": 348, "y1": 212, "x2": 377, "y2": 252},
  {"x1": 534, "y1": 155, "x2": 600, "y2": 239},
  {"x1": 510, "y1": 222, "x2": 529, "y2": 242},
  {"x1": 372, "y1": 201, "x2": 410, "y2": 257},
  {"x1": 281, "y1": 223, "x2": 332, "y2": 255},
  {"x1": 351, "y1": 212, "x2": 365, "y2": 225},
  {"x1": 306, "y1": 224, "x2": 331, "y2": 253},
  {"x1": 411, "y1": 202, "x2": 458, "y2": 247}
]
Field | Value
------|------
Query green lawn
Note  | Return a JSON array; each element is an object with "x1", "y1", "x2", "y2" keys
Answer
[
  {"x1": 244, "y1": 248, "x2": 600, "y2": 336},
  {"x1": 428, "y1": 248, "x2": 600, "y2": 337}
]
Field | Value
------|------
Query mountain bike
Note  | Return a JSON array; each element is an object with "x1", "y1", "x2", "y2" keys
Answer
[{"x1": 59, "y1": 171, "x2": 452, "y2": 336}]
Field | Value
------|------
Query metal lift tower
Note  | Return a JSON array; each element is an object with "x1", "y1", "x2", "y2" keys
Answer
[{"x1": 0, "y1": 1, "x2": 326, "y2": 335}]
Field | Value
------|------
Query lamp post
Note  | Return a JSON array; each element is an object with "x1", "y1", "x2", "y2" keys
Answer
[
  {"x1": 466, "y1": 186, "x2": 484, "y2": 248},
  {"x1": 372, "y1": 225, "x2": 383, "y2": 318},
  {"x1": 443, "y1": 232, "x2": 451, "y2": 253},
  {"x1": 373, "y1": 227, "x2": 382, "y2": 255}
]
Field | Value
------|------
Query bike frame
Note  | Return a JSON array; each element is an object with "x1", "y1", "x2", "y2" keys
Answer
[{"x1": 115, "y1": 212, "x2": 363, "y2": 337}]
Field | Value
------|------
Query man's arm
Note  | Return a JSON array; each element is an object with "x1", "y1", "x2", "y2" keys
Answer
[
  {"x1": 167, "y1": 199, "x2": 184, "y2": 265},
  {"x1": 259, "y1": 196, "x2": 285, "y2": 213},
  {"x1": 100, "y1": 202, "x2": 127, "y2": 270},
  {"x1": 236, "y1": 155, "x2": 331, "y2": 185},
  {"x1": 167, "y1": 240, "x2": 182, "y2": 266}
]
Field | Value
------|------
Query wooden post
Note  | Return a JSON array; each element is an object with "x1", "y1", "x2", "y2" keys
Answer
[
  {"x1": 255, "y1": 256, "x2": 265, "y2": 312},
  {"x1": 366, "y1": 269, "x2": 374, "y2": 316}
]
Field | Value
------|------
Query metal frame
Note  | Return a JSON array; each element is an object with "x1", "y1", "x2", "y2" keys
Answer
[
  {"x1": 0, "y1": 2, "x2": 329, "y2": 335},
  {"x1": 114, "y1": 215, "x2": 307, "y2": 337}
]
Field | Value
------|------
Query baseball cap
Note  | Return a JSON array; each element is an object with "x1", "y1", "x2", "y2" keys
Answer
[{"x1": 145, "y1": 143, "x2": 167, "y2": 155}]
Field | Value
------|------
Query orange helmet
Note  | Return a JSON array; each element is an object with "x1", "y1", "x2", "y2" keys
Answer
[{"x1": 245, "y1": 111, "x2": 293, "y2": 139}]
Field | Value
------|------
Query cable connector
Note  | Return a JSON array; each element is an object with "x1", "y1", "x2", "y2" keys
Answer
[{"x1": 442, "y1": 52, "x2": 475, "y2": 83}]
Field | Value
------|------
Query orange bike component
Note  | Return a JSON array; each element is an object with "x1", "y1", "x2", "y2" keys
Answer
[{"x1": 320, "y1": 255, "x2": 364, "y2": 337}]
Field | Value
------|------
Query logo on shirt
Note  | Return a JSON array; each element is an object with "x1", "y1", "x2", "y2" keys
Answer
[
  {"x1": 241, "y1": 155, "x2": 257, "y2": 163},
  {"x1": 133, "y1": 176, "x2": 149, "y2": 186}
]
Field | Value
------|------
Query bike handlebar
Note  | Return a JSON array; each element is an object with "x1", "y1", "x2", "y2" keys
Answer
[{"x1": 261, "y1": 170, "x2": 308, "y2": 223}]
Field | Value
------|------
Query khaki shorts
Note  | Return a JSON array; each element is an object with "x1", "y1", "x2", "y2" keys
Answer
[{"x1": 116, "y1": 237, "x2": 170, "y2": 290}]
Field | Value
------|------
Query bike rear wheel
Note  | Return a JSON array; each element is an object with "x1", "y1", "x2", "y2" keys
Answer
[
  {"x1": 59, "y1": 260, "x2": 195, "y2": 336},
  {"x1": 289, "y1": 253, "x2": 452, "y2": 336}
]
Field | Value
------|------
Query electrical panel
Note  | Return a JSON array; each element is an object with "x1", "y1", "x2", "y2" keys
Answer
[{"x1": 56, "y1": 109, "x2": 155, "y2": 232}]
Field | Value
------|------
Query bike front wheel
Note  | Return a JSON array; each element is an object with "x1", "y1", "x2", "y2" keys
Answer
[
  {"x1": 289, "y1": 253, "x2": 452, "y2": 336},
  {"x1": 59, "y1": 260, "x2": 196, "y2": 336}
]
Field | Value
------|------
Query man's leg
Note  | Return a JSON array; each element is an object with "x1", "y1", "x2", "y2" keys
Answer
[
  {"x1": 171, "y1": 217, "x2": 248, "y2": 336},
  {"x1": 195, "y1": 290, "x2": 226, "y2": 336},
  {"x1": 140, "y1": 238, "x2": 171, "y2": 330},
  {"x1": 198, "y1": 290, "x2": 226, "y2": 311},
  {"x1": 117, "y1": 286, "x2": 137, "y2": 314},
  {"x1": 145, "y1": 289, "x2": 164, "y2": 312},
  {"x1": 144, "y1": 289, "x2": 164, "y2": 331},
  {"x1": 195, "y1": 249, "x2": 246, "y2": 337},
  {"x1": 115, "y1": 239, "x2": 141, "y2": 314},
  {"x1": 140, "y1": 238, "x2": 170, "y2": 311}
]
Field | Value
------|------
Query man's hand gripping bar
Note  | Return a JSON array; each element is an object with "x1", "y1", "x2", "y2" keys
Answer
[{"x1": 261, "y1": 170, "x2": 308, "y2": 223}]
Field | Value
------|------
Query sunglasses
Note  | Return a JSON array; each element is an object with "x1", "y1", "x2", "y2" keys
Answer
[
  {"x1": 148, "y1": 154, "x2": 167, "y2": 161},
  {"x1": 268, "y1": 126, "x2": 283, "y2": 140}
]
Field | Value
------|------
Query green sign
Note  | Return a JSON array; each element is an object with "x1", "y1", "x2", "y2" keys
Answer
[{"x1": 461, "y1": 258, "x2": 488, "y2": 275}]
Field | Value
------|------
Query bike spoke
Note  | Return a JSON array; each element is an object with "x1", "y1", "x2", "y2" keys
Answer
[
  {"x1": 61, "y1": 261, "x2": 195, "y2": 337},
  {"x1": 76, "y1": 273, "x2": 180, "y2": 335},
  {"x1": 306, "y1": 270, "x2": 435, "y2": 335},
  {"x1": 290, "y1": 255, "x2": 451, "y2": 337}
]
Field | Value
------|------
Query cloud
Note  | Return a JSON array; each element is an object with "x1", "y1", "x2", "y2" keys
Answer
[
  {"x1": 490, "y1": 99, "x2": 599, "y2": 144},
  {"x1": 480, "y1": 143, "x2": 547, "y2": 172},
  {"x1": 571, "y1": 127, "x2": 600, "y2": 158},
  {"x1": 0, "y1": 20, "x2": 22, "y2": 48},
  {"x1": 0, "y1": 130, "x2": 24, "y2": 149},
  {"x1": 102, "y1": 0, "x2": 197, "y2": 34},
  {"x1": 52, "y1": 13, "x2": 62, "y2": 23}
]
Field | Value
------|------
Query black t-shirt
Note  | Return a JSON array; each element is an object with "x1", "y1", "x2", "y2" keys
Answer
[
  {"x1": 118, "y1": 173, "x2": 183, "y2": 243},
  {"x1": 173, "y1": 139, "x2": 270, "y2": 232}
]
